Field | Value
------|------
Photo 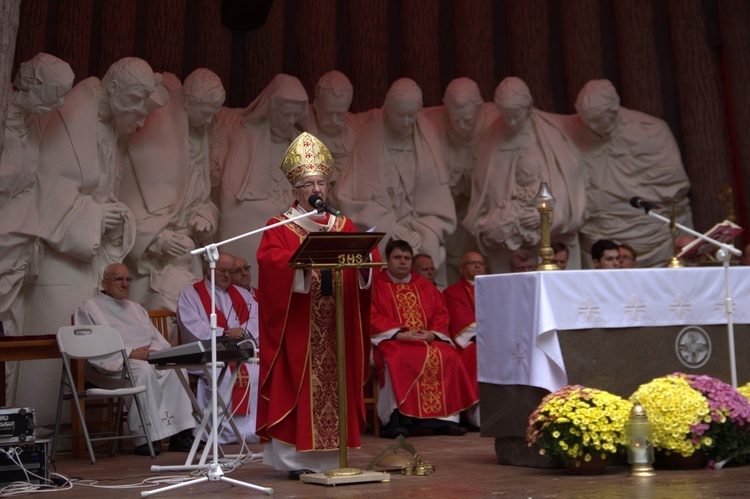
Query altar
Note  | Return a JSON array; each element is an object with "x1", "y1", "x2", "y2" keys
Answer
[{"x1": 475, "y1": 267, "x2": 750, "y2": 467}]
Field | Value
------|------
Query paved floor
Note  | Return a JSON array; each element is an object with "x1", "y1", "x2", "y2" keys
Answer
[{"x1": 8, "y1": 433, "x2": 750, "y2": 497}]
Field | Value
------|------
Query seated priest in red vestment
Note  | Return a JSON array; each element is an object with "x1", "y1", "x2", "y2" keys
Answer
[
  {"x1": 442, "y1": 251, "x2": 486, "y2": 428},
  {"x1": 256, "y1": 132, "x2": 375, "y2": 480},
  {"x1": 371, "y1": 239, "x2": 478, "y2": 438}
]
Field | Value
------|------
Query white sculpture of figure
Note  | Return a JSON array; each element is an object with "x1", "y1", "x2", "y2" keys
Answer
[
  {"x1": 484, "y1": 146, "x2": 544, "y2": 251},
  {"x1": 21, "y1": 57, "x2": 165, "y2": 426},
  {"x1": 307, "y1": 70, "x2": 355, "y2": 198},
  {"x1": 464, "y1": 76, "x2": 586, "y2": 273},
  {"x1": 123, "y1": 69, "x2": 224, "y2": 309},
  {"x1": 0, "y1": 54, "x2": 73, "y2": 342},
  {"x1": 570, "y1": 79, "x2": 693, "y2": 268},
  {"x1": 180, "y1": 69, "x2": 224, "y2": 248},
  {"x1": 0, "y1": 54, "x2": 73, "y2": 408},
  {"x1": 214, "y1": 74, "x2": 308, "y2": 285},
  {"x1": 422, "y1": 77, "x2": 499, "y2": 282},
  {"x1": 334, "y1": 78, "x2": 456, "y2": 287}
]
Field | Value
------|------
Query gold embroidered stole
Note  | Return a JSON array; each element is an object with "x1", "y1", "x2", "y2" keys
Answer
[
  {"x1": 391, "y1": 282, "x2": 444, "y2": 415},
  {"x1": 392, "y1": 282, "x2": 428, "y2": 330}
]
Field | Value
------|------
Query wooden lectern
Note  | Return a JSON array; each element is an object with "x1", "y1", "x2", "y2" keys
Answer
[{"x1": 289, "y1": 232, "x2": 388, "y2": 484}]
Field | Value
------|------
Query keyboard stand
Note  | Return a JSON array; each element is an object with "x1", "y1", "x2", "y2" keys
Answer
[{"x1": 150, "y1": 360, "x2": 247, "y2": 471}]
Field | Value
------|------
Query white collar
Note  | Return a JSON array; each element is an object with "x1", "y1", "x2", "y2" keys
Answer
[{"x1": 387, "y1": 270, "x2": 411, "y2": 284}]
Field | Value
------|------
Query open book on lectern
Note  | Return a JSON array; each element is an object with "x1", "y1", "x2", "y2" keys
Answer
[
  {"x1": 676, "y1": 219, "x2": 744, "y2": 260},
  {"x1": 288, "y1": 232, "x2": 385, "y2": 268}
]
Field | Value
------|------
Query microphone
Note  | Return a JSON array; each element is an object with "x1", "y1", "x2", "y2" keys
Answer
[
  {"x1": 308, "y1": 194, "x2": 341, "y2": 216},
  {"x1": 629, "y1": 196, "x2": 660, "y2": 213}
]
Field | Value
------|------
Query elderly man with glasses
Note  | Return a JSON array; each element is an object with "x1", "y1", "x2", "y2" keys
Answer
[
  {"x1": 177, "y1": 251, "x2": 260, "y2": 444},
  {"x1": 74, "y1": 263, "x2": 196, "y2": 455},
  {"x1": 442, "y1": 251, "x2": 486, "y2": 430},
  {"x1": 230, "y1": 256, "x2": 258, "y2": 300}
]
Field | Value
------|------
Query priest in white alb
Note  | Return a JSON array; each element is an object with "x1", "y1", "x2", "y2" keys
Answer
[{"x1": 74, "y1": 263, "x2": 196, "y2": 455}]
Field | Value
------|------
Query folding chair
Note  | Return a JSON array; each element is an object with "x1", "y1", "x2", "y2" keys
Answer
[{"x1": 51, "y1": 325, "x2": 156, "y2": 464}]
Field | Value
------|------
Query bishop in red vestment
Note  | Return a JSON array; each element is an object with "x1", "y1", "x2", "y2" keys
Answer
[
  {"x1": 256, "y1": 132, "x2": 374, "y2": 478},
  {"x1": 371, "y1": 240, "x2": 478, "y2": 438}
]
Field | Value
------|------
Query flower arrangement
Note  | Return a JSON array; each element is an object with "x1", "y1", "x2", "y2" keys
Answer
[
  {"x1": 630, "y1": 373, "x2": 750, "y2": 466},
  {"x1": 680, "y1": 374, "x2": 750, "y2": 467},
  {"x1": 526, "y1": 385, "x2": 632, "y2": 463},
  {"x1": 629, "y1": 374, "x2": 710, "y2": 458}
]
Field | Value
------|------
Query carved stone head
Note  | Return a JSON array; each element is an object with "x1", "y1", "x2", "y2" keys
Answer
[
  {"x1": 575, "y1": 79, "x2": 620, "y2": 137},
  {"x1": 183, "y1": 68, "x2": 225, "y2": 128},
  {"x1": 102, "y1": 57, "x2": 165, "y2": 136},
  {"x1": 443, "y1": 77, "x2": 483, "y2": 137},
  {"x1": 314, "y1": 70, "x2": 353, "y2": 137},
  {"x1": 13, "y1": 53, "x2": 74, "y2": 115},
  {"x1": 384, "y1": 78, "x2": 423, "y2": 140},
  {"x1": 494, "y1": 77, "x2": 533, "y2": 133}
]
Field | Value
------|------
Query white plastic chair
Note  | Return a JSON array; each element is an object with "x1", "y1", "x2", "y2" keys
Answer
[{"x1": 51, "y1": 325, "x2": 156, "y2": 464}]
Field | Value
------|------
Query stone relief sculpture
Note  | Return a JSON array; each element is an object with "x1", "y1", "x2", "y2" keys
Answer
[
  {"x1": 0, "y1": 54, "x2": 73, "y2": 341},
  {"x1": 213, "y1": 74, "x2": 308, "y2": 285},
  {"x1": 569, "y1": 79, "x2": 693, "y2": 268},
  {"x1": 21, "y1": 57, "x2": 165, "y2": 425},
  {"x1": 464, "y1": 76, "x2": 586, "y2": 273},
  {"x1": 307, "y1": 70, "x2": 355, "y2": 198},
  {"x1": 123, "y1": 69, "x2": 223, "y2": 310},
  {"x1": 334, "y1": 77, "x2": 456, "y2": 287},
  {"x1": 0, "y1": 54, "x2": 73, "y2": 408},
  {"x1": 121, "y1": 72, "x2": 190, "y2": 303},
  {"x1": 422, "y1": 77, "x2": 499, "y2": 281},
  {"x1": 487, "y1": 146, "x2": 544, "y2": 251}
]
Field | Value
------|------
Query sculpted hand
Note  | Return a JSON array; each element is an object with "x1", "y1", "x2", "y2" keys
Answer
[
  {"x1": 102, "y1": 203, "x2": 125, "y2": 232},
  {"x1": 479, "y1": 222, "x2": 510, "y2": 249},
  {"x1": 393, "y1": 225, "x2": 422, "y2": 252},
  {"x1": 189, "y1": 214, "x2": 212, "y2": 234},
  {"x1": 160, "y1": 231, "x2": 190, "y2": 258},
  {"x1": 519, "y1": 210, "x2": 540, "y2": 230}
]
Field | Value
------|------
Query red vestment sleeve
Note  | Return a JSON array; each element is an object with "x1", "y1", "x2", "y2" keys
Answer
[{"x1": 442, "y1": 277, "x2": 476, "y2": 341}]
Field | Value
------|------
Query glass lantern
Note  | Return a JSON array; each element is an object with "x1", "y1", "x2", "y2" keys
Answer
[{"x1": 625, "y1": 404, "x2": 656, "y2": 477}]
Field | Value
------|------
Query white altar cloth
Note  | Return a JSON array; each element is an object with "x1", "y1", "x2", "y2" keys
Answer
[{"x1": 475, "y1": 267, "x2": 750, "y2": 393}]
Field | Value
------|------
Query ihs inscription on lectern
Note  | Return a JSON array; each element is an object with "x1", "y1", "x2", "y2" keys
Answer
[{"x1": 338, "y1": 254, "x2": 364, "y2": 265}]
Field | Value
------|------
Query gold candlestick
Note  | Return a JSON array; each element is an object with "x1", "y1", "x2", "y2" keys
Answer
[
  {"x1": 534, "y1": 182, "x2": 560, "y2": 271},
  {"x1": 666, "y1": 199, "x2": 685, "y2": 268}
]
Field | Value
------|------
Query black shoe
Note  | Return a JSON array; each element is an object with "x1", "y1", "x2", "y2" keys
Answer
[
  {"x1": 168, "y1": 430, "x2": 195, "y2": 452},
  {"x1": 287, "y1": 469, "x2": 314, "y2": 480},
  {"x1": 434, "y1": 423, "x2": 467, "y2": 436},
  {"x1": 380, "y1": 410, "x2": 413, "y2": 439},
  {"x1": 134, "y1": 443, "x2": 160, "y2": 456},
  {"x1": 380, "y1": 425, "x2": 411, "y2": 439},
  {"x1": 462, "y1": 422, "x2": 481, "y2": 432}
]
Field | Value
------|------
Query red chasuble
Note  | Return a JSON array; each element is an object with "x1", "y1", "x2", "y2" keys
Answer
[
  {"x1": 442, "y1": 276, "x2": 478, "y2": 390},
  {"x1": 256, "y1": 210, "x2": 372, "y2": 452},
  {"x1": 371, "y1": 271, "x2": 478, "y2": 419}
]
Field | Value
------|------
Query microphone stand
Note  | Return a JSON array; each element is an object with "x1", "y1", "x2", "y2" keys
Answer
[
  {"x1": 641, "y1": 208, "x2": 741, "y2": 388},
  {"x1": 142, "y1": 210, "x2": 323, "y2": 497}
]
